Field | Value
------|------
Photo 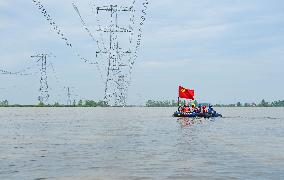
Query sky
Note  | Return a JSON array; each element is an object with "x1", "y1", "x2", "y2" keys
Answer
[{"x1": 0, "y1": 0, "x2": 284, "y2": 105}]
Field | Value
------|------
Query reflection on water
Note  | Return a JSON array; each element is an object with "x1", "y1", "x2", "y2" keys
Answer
[
  {"x1": 0, "y1": 107, "x2": 284, "y2": 180},
  {"x1": 177, "y1": 117, "x2": 218, "y2": 128}
]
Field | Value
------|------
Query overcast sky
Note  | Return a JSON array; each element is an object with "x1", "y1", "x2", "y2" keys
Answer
[{"x1": 0, "y1": 0, "x2": 284, "y2": 105}]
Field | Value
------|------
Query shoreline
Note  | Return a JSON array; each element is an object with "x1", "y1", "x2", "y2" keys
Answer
[{"x1": 0, "y1": 106, "x2": 284, "y2": 108}]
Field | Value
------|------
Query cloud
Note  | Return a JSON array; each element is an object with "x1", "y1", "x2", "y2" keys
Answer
[
  {"x1": 1, "y1": 0, "x2": 284, "y2": 104},
  {"x1": 0, "y1": 1, "x2": 11, "y2": 8}
]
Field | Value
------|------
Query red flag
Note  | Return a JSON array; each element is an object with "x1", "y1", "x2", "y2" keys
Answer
[{"x1": 179, "y1": 86, "x2": 194, "y2": 100}]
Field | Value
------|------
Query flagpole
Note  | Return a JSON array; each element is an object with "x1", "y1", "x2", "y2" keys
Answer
[{"x1": 178, "y1": 86, "x2": 180, "y2": 106}]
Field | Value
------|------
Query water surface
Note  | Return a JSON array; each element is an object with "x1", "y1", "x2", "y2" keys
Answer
[{"x1": 0, "y1": 107, "x2": 283, "y2": 179}]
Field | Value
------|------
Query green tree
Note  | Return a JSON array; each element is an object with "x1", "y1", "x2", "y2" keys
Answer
[
  {"x1": 85, "y1": 100, "x2": 97, "y2": 107},
  {"x1": 97, "y1": 100, "x2": 108, "y2": 107},
  {"x1": 260, "y1": 99, "x2": 269, "y2": 107},
  {"x1": 72, "y1": 100, "x2": 76, "y2": 107},
  {"x1": 237, "y1": 102, "x2": 242, "y2": 107},
  {"x1": 37, "y1": 102, "x2": 44, "y2": 107},
  {"x1": 78, "y1": 100, "x2": 83, "y2": 107},
  {"x1": 0, "y1": 100, "x2": 9, "y2": 106}
]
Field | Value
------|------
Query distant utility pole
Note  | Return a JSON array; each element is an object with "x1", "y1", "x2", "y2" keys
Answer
[
  {"x1": 64, "y1": 86, "x2": 75, "y2": 106},
  {"x1": 67, "y1": 87, "x2": 71, "y2": 106},
  {"x1": 31, "y1": 54, "x2": 50, "y2": 104}
]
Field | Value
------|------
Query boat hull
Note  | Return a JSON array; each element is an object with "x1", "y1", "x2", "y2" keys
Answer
[{"x1": 173, "y1": 112, "x2": 222, "y2": 118}]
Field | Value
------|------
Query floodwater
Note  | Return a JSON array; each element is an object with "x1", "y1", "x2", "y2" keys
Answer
[{"x1": 0, "y1": 107, "x2": 283, "y2": 180}]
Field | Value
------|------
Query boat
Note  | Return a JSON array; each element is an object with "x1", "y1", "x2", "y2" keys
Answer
[
  {"x1": 173, "y1": 85, "x2": 222, "y2": 118},
  {"x1": 173, "y1": 111, "x2": 222, "y2": 118}
]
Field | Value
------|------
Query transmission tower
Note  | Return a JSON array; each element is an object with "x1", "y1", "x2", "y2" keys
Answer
[
  {"x1": 71, "y1": 1, "x2": 148, "y2": 106},
  {"x1": 67, "y1": 87, "x2": 71, "y2": 106},
  {"x1": 65, "y1": 86, "x2": 72, "y2": 106},
  {"x1": 96, "y1": 4, "x2": 135, "y2": 106},
  {"x1": 31, "y1": 54, "x2": 50, "y2": 104},
  {"x1": 63, "y1": 86, "x2": 77, "y2": 106}
]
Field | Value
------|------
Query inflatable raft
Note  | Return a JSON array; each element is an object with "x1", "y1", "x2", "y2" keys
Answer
[{"x1": 173, "y1": 111, "x2": 222, "y2": 118}]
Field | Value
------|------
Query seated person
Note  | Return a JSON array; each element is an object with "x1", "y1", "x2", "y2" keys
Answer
[
  {"x1": 178, "y1": 105, "x2": 184, "y2": 113},
  {"x1": 195, "y1": 105, "x2": 201, "y2": 113},
  {"x1": 208, "y1": 105, "x2": 216, "y2": 114},
  {"x1": 191, "y1": 104, "x2": 195, "y2": 113},
  {"x1": 183, "y1": 103, "x2": 190, "y2": 113}
]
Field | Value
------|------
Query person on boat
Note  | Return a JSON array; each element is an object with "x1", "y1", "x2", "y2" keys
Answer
[
  {"x1": 191, "y1": 104, "x2": 196, "y2": 113},
  {"x1": 178, "y1": 104, "x2": 184, "y2": 113},
  {"x1": 201, "y1": 106, "x2": 207, "y2": 113},
  {"x1": 208, "y1": 105, "x2": 216, "y2": 115},
  {"x1": 183, "y1": 103, "x2": 190, "y2": 113},
  {"x1": 195, "y1": 105, "x2": 201, "y2": 113},
  {"x1": 194, "y1": 107, "x2": 199, "y2": 113}
]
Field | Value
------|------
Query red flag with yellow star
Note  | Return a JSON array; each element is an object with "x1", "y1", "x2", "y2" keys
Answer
[{"x1": 179, "y1": 86, "x2": 194, "y2": 100}]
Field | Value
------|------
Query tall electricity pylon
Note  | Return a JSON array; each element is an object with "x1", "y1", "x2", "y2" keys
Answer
[
  {"x1": 31, "y1": 54, "x2": 50, "y2": 104},
  {"x1": 96, "y1": 4, "x2": 134, "y2": 106}
]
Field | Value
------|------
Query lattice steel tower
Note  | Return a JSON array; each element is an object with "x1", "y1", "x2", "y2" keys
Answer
[
  {"x1": 31, "y1": 54, "x2": 50, "y2": 104},
  {"x1": 96, "y1": 4, "x2": 134, "y2": 106}
]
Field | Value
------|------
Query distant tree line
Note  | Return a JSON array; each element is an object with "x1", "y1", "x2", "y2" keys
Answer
[
  {"x1": 0, "y1": 100, "x2": 9, "y2": 107},
  {"x1": 76, "y1": 100, "x2": 108, "y2": 107},
  {"x1": 1, "y1": 99, "x2": 284, "y2": 107},
  {"x1": 214, "y1": 99, "x2": 284, "y2": 107},
  {"x1": 0, "y1": 100, "x2": 109, "y2": 107},
  {"x1": 146, "y1": 100, "x2": 178, "y2": 107},
  {"x1": 146, "y1": 99, "x2": 284, "y2": 107},
  {"x1": 146, "y1": 100, "x2": 199, "y2": 107}
]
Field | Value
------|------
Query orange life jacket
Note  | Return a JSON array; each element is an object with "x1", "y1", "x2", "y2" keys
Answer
[{"x1": 184, "y1": 107, "x2": 190, "y2": 113}]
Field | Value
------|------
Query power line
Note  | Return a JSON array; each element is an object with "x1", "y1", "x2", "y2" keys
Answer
[
  {"x1": 30, "y1": 0, "x2": 149, "y2": 106},
  {"x1": 94, "y1": 1, "x2": 149, "y2": 106}
]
